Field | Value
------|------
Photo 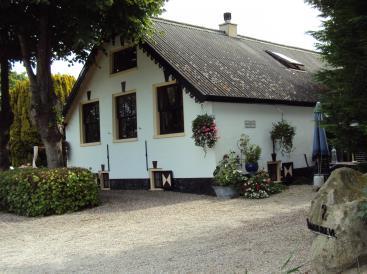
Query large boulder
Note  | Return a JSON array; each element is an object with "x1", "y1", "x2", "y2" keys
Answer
[{"x1": 309, "y1": 167, "x2": 367, "y2": 274}]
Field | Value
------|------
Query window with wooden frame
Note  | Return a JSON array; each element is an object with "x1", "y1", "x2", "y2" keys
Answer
[
  {"x1": 156, "y1": 83, "x2": 184, "y2": 135},
  {"x1": 115, "y1": 92, "x2": 137, "y2": 140},
  {"x1": 81, "y1": 101, "x2": 101, "y2": 144},
  {"x1": 111, "y1": 47, "x2": 137, "y2": 74}
]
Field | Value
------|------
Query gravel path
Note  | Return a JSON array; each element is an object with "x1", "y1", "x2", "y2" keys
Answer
[{"x1": 0, "y1": 185, "x2": 315, "y2": 274}]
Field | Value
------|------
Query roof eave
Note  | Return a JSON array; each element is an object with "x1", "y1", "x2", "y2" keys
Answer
[
  {"x1": 139, "y1": 42, "x2": 206, "y2": 102},
  {"x1": 63, "y1": 48, "x2": 99, "y2": 120},
  {"x1": 205, "y1": 95, "x2": 316, "y2": 107}
]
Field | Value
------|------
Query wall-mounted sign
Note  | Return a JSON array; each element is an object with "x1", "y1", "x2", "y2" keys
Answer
[{"x1": 245, "y1": 120, "x2": 256, "y2": 128}]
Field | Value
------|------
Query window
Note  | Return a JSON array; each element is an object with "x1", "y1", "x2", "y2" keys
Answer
[
  {"x1": 111, "y1": 47, "x2": 137, "y2": 74},
  {"x1": 156, "y1": 84, "x2": 184, "y2": 135},
  {"x1": 82, "y1": 101, "x2": 100, "y2": 144},
  {"x1": 265, "y1": 50, "x2": 305, "y2": 71},
  {"x1": 115, "y1": 93, "x2": 137, "y2": 140}
]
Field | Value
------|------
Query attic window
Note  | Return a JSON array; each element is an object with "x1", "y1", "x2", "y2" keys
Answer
[
  {"x1": 111, "y1": 47, "x2": 137, "y2": 74},
  {"x1": 265, "y1": 50, "x2": 305, "y2": 71}
]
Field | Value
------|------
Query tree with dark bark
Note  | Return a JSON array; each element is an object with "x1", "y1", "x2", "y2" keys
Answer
[
  {"x1": 0, "y1": 27, "x2": 21, "y2": 170},
  {"x1": 0, "y1": 0, "x2": 166, "y2": 167},
  {"x1": 10, "y1": 74, "x2": 75, "y2": 167},
  {"x1": 0, "y1": 59, "x2": 13, "y2": 170},
  {"x1": 306, "y1": 0, "x2": 367, "y2": 155}
]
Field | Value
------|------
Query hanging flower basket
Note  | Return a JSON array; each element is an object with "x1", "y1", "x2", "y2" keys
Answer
[{"x1": 192, "y1": 114, "x2": 218, "y2": 153}]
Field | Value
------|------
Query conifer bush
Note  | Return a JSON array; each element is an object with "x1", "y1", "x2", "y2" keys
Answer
[
  {"x1": 0, "y1": 168, "x2": 99, "y2": 217},
  {"x1": 9, "y1": 74, "x2": 75, "y2": 166}
]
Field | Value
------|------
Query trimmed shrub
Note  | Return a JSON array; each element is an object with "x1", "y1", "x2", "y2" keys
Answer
[{"x1": 0, "y1": 168, "x2": 100, "y2": 217}]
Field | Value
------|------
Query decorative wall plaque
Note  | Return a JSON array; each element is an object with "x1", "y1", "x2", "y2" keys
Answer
[{"x1": 245, "y1": 120, "x2": 256, "y2": 128}]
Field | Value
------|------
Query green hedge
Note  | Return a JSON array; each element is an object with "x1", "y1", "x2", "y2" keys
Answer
[{"x1": 0, "y1": 168, "x2": 100, "y2": 216}]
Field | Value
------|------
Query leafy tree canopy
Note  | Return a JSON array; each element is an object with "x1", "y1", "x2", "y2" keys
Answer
[
  {"x1": 0, "y1": 0, "x2": 166, "y2": 167},
  {"x1": 306, "y1": 0, "x2": 367, "y2": 154},
  {"x1": 0, "y1": 0, "x2": 166, "y2": 62}
]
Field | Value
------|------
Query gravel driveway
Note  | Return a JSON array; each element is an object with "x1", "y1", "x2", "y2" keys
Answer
[{"x1": 0, "y1": 185, "x2": 315, "y2": 274}]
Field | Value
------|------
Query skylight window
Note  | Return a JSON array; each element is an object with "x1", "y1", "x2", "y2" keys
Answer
[{"x1": 265, "y1": 50, "x2": 305, "y2": 71}]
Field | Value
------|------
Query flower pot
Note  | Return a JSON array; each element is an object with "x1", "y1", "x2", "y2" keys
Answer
[
  {"x1": 245, "y1": 162, "x2": 259, "y2": 173},
  {"x1": 271, "y1": 153, "x2": 277, "y2": 162},
  {"x1": 313, "y1": 174, "x2": 324, "y2": 191},
  {"x1": 152, "y1": 161, "x2": 158, "y2": 169},
  {"x1": 212, "y1": 185, "x2": 239, "y2": 199}
]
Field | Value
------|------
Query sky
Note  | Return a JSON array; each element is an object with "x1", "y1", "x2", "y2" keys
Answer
[{"x1": 13, "y1": 0, "x2": 322, "y2": 78}]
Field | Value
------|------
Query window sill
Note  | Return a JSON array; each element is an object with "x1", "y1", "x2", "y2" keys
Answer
[
  {"x1": 110, "y1": 67, "x2": 138, "y2": 77},
  {"x1": 80, "y1": 142, "x2": 101, "y2": 147},
  {"x1": 154, "y1": 132, "x2": 185, "y2": 139},
  {"x1": 113, "y1": 138, "x2": 138, "y2": 143}
]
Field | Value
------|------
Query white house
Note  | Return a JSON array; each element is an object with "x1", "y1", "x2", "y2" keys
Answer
[{"x1": 64, "y1": 14, "x2": 323, "y2": 194}]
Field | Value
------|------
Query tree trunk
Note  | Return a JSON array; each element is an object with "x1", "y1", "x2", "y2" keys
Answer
[
  {"x1": 18, "y1": 7, "x2": 64, "y2": 168},
  {"x1": 0, "y1": 58, "x2": 13, "y2": 170}
]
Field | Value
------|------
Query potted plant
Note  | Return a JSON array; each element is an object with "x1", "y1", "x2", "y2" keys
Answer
[
  {"x1": 270, "y1": 120, "x2": 296, "y2": 161},
  {"x1": 192, "y1": 114, "x2": 218, "y2": 154},
  {"x1": 212, "y1": 151, "x2": 243, "y2": 198},
  {"x1": 238, "y1": 134, "x2": 261, "y2": 173}
]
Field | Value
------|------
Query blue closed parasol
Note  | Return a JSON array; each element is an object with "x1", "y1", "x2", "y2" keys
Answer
[{"x1": 312, "y1": 102, "x2": 330, "y2": 174}]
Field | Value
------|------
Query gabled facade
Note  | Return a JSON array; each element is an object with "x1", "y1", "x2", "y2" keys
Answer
[{"x1": 64, "y1": 16, "x2": 323, "y2": 194}]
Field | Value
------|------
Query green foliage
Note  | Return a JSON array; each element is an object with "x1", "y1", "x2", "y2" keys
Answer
[
  {"x1": 281, "y1": 251, "x2": 303, "y2": 274},
  {"x1": 9, "y1": 74, "x2": 75, "y2": 166},
  {"x1": 305, "y1": 0, "x2": 367, "y2": 154},
  {"x1": 238, "y1": 134, "x2": 261, "y2": 163},
  {"x1": 192, "y1": 114, "x2": 218, "y2": 153},
  {"x1": 270, "y1": 120, "x2": 296, "y2": 156},
  {"x1": 213, "y1": 151, "x2": 244, "y2": 186},
  {"x1": 241, "y1": 170, "x2": 284, "y2": 199},
  {"x1": 9, "y1": 71, "x2": 27, "y2": 90},
  {"x1": 0, "y1": 0, "x2": 166, "y2": 63},
  {"x1": 0, "y1": 71, "x2": 27, "y2": 93},
  {"x1": 358, "y1": 188, "x2": 367, "y2": 223},
  {"x1": 0, "y1": 0, "x2": 166, "y2": 167},
  {"x1": 0, "y1": 167, "x2": 100, "y2": 217}
]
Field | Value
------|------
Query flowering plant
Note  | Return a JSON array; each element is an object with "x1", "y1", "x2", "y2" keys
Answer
[
  {"x1": 192, "y1": 114, "x2": 218, "y2": 153},
  {"x1": 241, "y1": 170, "x2": 284, "y2": 199},
  {"x1": 213, "y1": 151, "x2": 244, "y2": 186}
]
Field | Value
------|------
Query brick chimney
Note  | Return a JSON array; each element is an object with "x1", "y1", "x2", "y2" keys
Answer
[{"x1": 219, "y1": 12, "x2": 237, "y2": 37}]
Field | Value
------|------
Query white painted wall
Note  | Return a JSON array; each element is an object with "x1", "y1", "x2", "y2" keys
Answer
[
  {"x1": 66, "y1": 42, "x2": 315, "y2": 180},
  {"x1": 212, "y1": 102, "x2": 314, "y2": 169},
  {"x1": 66, "y1": 44, "x2": 216, "y2": 179}
]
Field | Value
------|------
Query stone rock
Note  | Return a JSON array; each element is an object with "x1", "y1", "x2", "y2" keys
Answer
[{"x1": 309, "y1": 168, "x2": 367, "y2": 274}]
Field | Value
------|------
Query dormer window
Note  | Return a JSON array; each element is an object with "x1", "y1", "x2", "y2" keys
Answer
[
  {"x1": 111, "y1": 47, "x2": 137, "y2": 74},
  {"x1": 265, "y1": 50, "x2": 305, "y2": 71}
]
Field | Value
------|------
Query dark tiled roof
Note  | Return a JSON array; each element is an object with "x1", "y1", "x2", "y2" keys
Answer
[
  {"x1": 146, "y1": 18, "x2": 323, "y2": 105},
  {"x1": 64, "y1": 18, "x2": 323, "y2": 117}
]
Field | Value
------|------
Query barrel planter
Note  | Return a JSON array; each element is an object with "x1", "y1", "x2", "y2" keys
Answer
[{"x1": 212, "y1": 185, "x2": 239, "y2": 199}]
